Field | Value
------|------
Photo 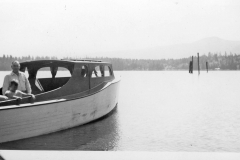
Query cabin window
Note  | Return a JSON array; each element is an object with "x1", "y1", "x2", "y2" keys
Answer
[
  {"x1": 36, "y1": 67, "x2": 52, "y2": 78},
  {"x1": 81, "y1": 65, "x2": 88, "y2": 77},
  {"x1": 55, "y1": 67, "x2": 71, "y2": 77},
  {"x1": 91, "y1": 65, "x2": 104, "y2": 78},
  {"x1": 20, "y1": 66, "x2": 26, "y2": 73},
  {"x1": 104, "y1": 66, "x2": 112, "y2": 77},
  {"x1": 24, "y1": 68, "x2": 29, "y2": 78},
  {"x1": 20, "y1": 66, "x2": 30, "y2": 78}
]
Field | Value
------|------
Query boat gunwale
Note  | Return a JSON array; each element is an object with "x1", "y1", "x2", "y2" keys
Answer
[{"x1": 0, "y1": 77, "x2": 120, "y2": 111}]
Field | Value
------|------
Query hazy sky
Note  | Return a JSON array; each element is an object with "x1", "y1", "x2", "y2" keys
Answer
[{"x1": 1, "y1": 0, "x2": 240, "y2": 58}]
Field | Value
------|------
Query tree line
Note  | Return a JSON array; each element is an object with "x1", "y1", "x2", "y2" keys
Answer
[{"x1": 0, "y1": 52, "x2": 240, "y2": 71}]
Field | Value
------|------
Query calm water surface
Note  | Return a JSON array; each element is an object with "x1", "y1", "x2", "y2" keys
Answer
[{"x1": 0, "y1": 71, "x2": 240, "y2": 151}]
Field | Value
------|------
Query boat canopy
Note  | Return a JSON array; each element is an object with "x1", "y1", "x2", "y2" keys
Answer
[
  {"x1": 0, "y1": 59, "x2": 115, "y2": 106},
  {"x1": 20, "y1": 59, "x2": 111, "y2": 79}
]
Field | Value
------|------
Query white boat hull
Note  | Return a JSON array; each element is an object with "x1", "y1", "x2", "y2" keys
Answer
[{"x1": 0, "y1": 80, "x2": 120, "y2": 143}]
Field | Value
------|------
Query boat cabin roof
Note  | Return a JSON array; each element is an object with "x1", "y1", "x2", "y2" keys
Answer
[
  {"x1": 20, "y1": 59, "x2": 112, "y2": 74},
  {"x1": 20, "y1": 59, "x2": 111, "y2": 66}
]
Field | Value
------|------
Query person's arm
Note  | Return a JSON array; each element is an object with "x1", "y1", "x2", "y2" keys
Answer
[
  {"x1": 13, "y1": 95, "x2": 22, "y2": 99},
  {"x1": 2, "y1": 75, "x2": 9, "y2": 95},
  {"x1": 24, "y1": 74, "x2": 32, "y2": 94},
  {"x1": 5, "y1": 90, "x2": 18, "y2": 99},
  {"x1": 4, "y1": 91, "x2": 10, "y2": 97},
  {"x1": 21, "y1": 91, "x2": 35, "y2": 99}
]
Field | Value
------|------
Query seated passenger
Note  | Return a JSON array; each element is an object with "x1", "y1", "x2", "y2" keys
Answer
[
  {"x1": 2, "y1": 60, "x2": 32, "y2": 95},
  {"x1": 81, "y1": 68, "x2": 86, "y2": 77},
  {"x1": 5, "y1": 80, "x2": 35, "y2": 100}
]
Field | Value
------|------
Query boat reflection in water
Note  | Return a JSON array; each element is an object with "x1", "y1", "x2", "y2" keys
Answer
[{"x1": 0, "y1": 107, "x2": 119, "y2": 150}]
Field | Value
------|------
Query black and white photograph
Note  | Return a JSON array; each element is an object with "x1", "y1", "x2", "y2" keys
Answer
[{"x1": 0, "y1": 0, "x2": 240, "y2": 159}]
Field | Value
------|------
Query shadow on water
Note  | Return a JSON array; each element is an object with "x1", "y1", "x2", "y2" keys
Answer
[
  {"x1": 0, "y1": 155, "x2": 4, "y2": 160},
  {"x1": 0, "y1": 107, "x2": 119, "y2": 150}
]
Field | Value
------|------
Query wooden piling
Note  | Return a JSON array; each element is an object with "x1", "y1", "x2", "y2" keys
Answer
[
  {"x1": 197, "y1": 53, "x2": 200, "y2": 75},
  {"x1": 192, "y1": 56, "x2": 193, "y2": 73},
  {"x1": 206, "y1": 62, "x2": 208, "y2": 73},
  {"x1": 189, "y1": 61, "x2": 193, "y2": 73},
  {"x1": 189, "y1": 61, "x2": 191, "y2": 73}
]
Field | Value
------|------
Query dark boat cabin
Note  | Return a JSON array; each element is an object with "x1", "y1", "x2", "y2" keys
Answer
[{"x1": 0, "y1": 59, "x2": 115, "y2": 106}]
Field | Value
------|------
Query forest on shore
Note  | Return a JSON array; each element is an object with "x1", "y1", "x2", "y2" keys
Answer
[{"x1": 0, "y1": 52, "x2": 240, "y2": 71}]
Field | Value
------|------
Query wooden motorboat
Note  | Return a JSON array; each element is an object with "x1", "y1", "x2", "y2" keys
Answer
[{"x1": 0, "y1": 59, "x2": 120, "y2": 143}]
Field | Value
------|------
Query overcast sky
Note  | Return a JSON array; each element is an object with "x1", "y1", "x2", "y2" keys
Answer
[{"x1": 1, "y1": 0, "x2": 240, "y2": 58}]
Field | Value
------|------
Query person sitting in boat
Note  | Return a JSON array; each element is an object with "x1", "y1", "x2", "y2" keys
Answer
[
  {"x1": 2, "y1": 60, "x2": 32, "y2": 95},
  {"x1": 81, "y1": 66, "x2": 87, "y2": 77},
  {"x1": 5, "y1": 80, "x2": 35, "y2": 100}
]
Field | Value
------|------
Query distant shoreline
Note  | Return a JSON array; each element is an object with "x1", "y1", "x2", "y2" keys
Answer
[{"x1": 0, "y1": 52, "x2": 240, "y2": 71}]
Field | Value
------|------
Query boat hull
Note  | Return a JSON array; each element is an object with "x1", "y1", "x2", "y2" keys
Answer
[{"x1": 0, "y1": 80, "x2": 120, "y2": 143}]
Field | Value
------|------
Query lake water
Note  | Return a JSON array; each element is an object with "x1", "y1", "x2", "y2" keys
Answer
[{"x1": 0, "y1": 71, "x2": 240, "y2": 151}]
